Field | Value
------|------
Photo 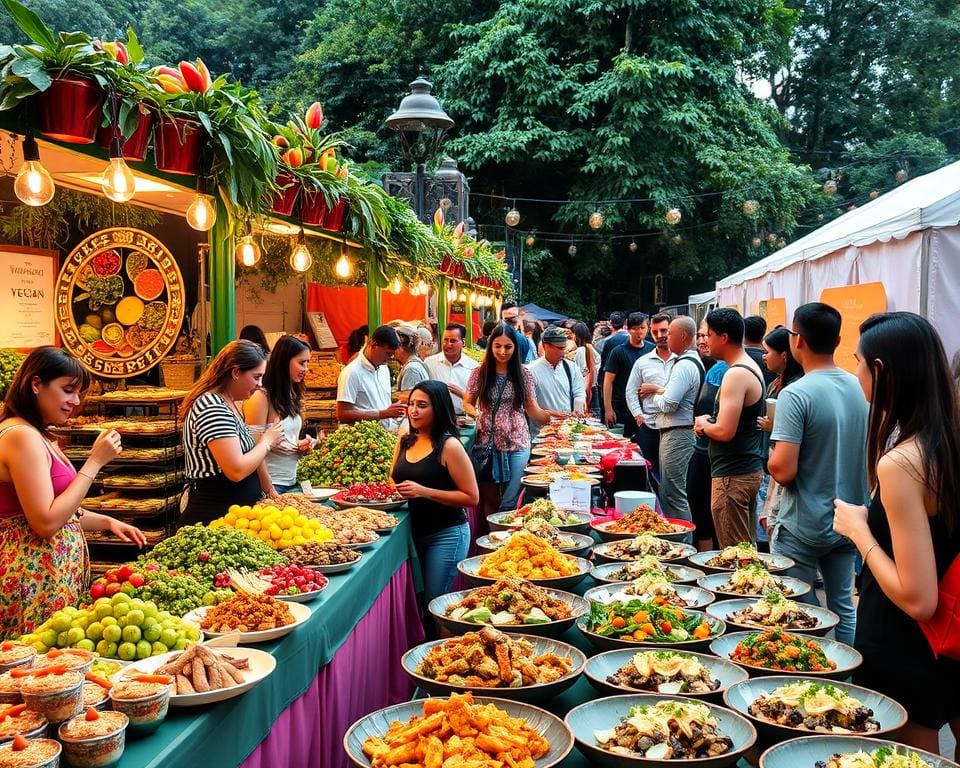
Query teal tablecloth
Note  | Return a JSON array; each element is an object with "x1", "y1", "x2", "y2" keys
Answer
[{"x1": 116, "y1": 512, "x2": 416, "y2": 768}]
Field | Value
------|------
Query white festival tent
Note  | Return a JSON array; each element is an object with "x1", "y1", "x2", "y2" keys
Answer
[{"x1": 715, "y1": 159, "x2": 960, "y2": 358}]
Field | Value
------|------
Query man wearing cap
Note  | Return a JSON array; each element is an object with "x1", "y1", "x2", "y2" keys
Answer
[
  {"x1": 425, "y1": 323, "x2": 478, "y2": 416},
  {"x1": 528, "y1": 326, "x2": 587, "y2": 434},
  {"x1": 336, "y1": 325, "x2": 407, "y2": 429}
]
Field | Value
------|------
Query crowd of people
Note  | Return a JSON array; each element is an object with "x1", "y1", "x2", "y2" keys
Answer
[{"x1": 0, "y1": 299, "x2": 958, "y2": 750}]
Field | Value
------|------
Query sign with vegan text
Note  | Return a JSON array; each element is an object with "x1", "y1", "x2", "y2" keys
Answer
[
  {"x1": 0, "y1": 246, "x2": 57, "y2": 349},
  {"x1": 55, "y1": 228, "x2": 185, "y2": 378}
]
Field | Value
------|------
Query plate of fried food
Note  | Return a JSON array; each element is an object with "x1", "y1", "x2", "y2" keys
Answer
[
  {"x1": 402, "y1": 626, "x2": 585, "y2": 703},
  {"x1": 117, "y1": 644, "x2": 275, "y2": 707},
  {"x1": 181, "y1": 592, "x2": 310, "y2": 644},
  {"x1": 344, "y1": 692, "x2": 574, "y2": 768},
  {"x1": 457, "y1": 531, "x2": 592, "y2": 590}
]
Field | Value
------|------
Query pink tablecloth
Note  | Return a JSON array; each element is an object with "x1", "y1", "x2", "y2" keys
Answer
[{"x1": 241, "y1": 562, "x2": 425, "y2": 768}]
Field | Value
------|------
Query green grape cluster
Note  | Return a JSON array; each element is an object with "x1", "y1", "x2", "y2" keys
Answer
[
  {"x1": 139, "y1": 572, "x2": 232, "y2": 616},
  {"x1": 139, "y1": 524, "x2": 285, "y2": 586},
  {"x1": 0, "y1": 349, "x2": 25, "y2": 400},
  {"x1": 296, "y1": 421, "x2": 396, "y2": 487}
]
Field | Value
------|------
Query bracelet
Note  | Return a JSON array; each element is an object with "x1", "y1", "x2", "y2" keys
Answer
[
  {"x1": 863, "y1": 542, "x2": 880, "y2": 565},
  {"x1": 77, "y1": 470, "x2": 97, "y2": 482}
]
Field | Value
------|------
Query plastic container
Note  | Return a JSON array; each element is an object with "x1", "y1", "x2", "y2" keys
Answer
[{"x1": 613, "y1": 490, "x2": 657, "y2": 516}]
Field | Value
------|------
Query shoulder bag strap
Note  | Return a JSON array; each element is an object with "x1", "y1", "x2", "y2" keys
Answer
[{"x1": 561, "y1": 359, "x2": 574, "y2": 412}]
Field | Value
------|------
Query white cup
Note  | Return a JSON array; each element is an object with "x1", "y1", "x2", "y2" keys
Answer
[{"x1": 765, "y1": 398, "x2": 777, "y2": 421}]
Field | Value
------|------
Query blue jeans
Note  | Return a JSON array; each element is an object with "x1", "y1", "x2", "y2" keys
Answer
[
  {"x1": 415, "y1": 522, "x2": 471, "y2": 608},
  {"x1": 771, "y1": 524, "x2": 858, "y2": 645},
  {"x1": 657, "y1": 428, "x2": 695, "y2": 542},
  {"x1": 274, "y1": 483, "x2": 299, "y2": 494},
  {"x1": 492, "y1": 448, "x2": 531, "y2": 513}
]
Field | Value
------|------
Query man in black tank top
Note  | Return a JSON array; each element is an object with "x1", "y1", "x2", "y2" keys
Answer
[{"x1": 694, "y1": 309, "x2": 765, "y2": 547}]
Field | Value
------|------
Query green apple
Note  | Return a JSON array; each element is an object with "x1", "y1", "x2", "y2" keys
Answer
[
  {"x1": 96, "y1": 640, "x2": 118, "y2": 658},
  {"x1": 85, "y1": 622, "x2": 104, "y2": 642},
  {"x1": 135, "y1": 640, "x2": 152, "y2": 659},
  {"x1": 117, "y1": 642, "x2": 137, "y2": 661},
  {"x1": 121, "y1": 625, "x2": 141, "y2": 644},
  {"x1": 102, "y1": 624, "x2": 122, "y2": 644}
]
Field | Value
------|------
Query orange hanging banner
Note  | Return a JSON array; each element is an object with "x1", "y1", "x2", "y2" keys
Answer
[
  {"x1": 759, "y1": 298, "x2": 787, "y2": 330},
  {"x1": 818, "y1": 282, "x2": 888, "y2": 372}
]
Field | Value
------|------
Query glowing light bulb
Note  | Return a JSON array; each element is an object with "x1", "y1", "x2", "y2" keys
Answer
[
  {"x1": 588, "y1": 210, "x2": 603, "y2": 229},
  {"x1": 665, "y1": 208, "x2": 682, "y2": 225},
  {"x1": 289, "y1": 241, "x2": 312, "y2": 273},
  {"x1": 101, "y1": 157, "x2": 136, "y2": 203},
  {"x1": 468, "y1": 291, "x2": 478, "y2": 304},
  {"x1": 458, "y1": 291, "x2": 466, "y2": 302},
  {"x1": 14, "y1": 136, "x2": 55, "y2": 207},
  {"x1": 447, "y1": 287, "x2": 457, "y2": 301},
  {"x1": 505, "y1": 208, "x2": 520, "y2": 227},
  {"x1": 417, "y1": 280, "x2": 428, "y2": 294},
  {"x1": 525, "y1": 235, "x2": 535, "y2": 247},
  {"x1": 236, "y1": 235, "x2": 261, "y2": 267},
  {"x1": 388, "y1": 277, "x2": 402, "y2": 295},
  {"x1": 568, "y1": 244, "x2": 577, "y2": 256},
  {"x1": 186, "y1": 194, "x2": 217, "y2": 231},
  {"x1": 335, "y1": 253, "x2": 353, "y2": 279}
]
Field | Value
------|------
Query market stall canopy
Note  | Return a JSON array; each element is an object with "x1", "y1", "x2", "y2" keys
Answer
[
  {"x1": 717, "y1": 158, "x2": 960, "y2": 292},
  {"x1": 520, "y1": 302, "x2": 569, "y2": 323}
]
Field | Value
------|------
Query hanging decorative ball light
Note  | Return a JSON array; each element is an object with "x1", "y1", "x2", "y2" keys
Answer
[
  {"x1": 629, "y1": 240, "x2": 638, "y2": 252},
  {"x1": 665, "y1": 208, "x2": 682, "y2": 225},
  {"x1": 568, "y1": 243, "x2": 577, "y2": 256},
  {"x1": 446, "y1": 286, "x2": 457, "y2": 302},
  {"x1": 600, "y1": 243, "x2": 610, "y2": 254},
  {"x1": 751, "y1": 237, "x2": 762, "y2": 248},
  {"x1": 817, "y1": 213, "x2": 825, "y2": 221},
  {"x1": 334, "y1": 252, "x2": 353, "y2": 279},
  {"x1": 469, "y1": 291, "x2": 478, "y2": 304},
  {"x1": 671, "y1": 234, "x2": 683, "y2": 246},
  {"x1": 895, "y1": 169, "x2": 908, "y2": 184},
  {"x1": 588, "y1": 210, "x2": 604, "y2": 229},
  {"x1": 14, "y1": 135, "x2": 54, "y2": 207},
  {"x1": 289, "y1": 231, "x2": 312, "y2": 273},
  {"x1": 388, "y1": 276, "x2": 402, "y2": 295},
  {"x1": 439, "y1": 197, "x2": 453, "y2": 210},
  {"x1": 742, "y1": 199, "x2": 759, "y2": 216},
  {"x1": 418, "y1": 280, "x2": 428, "y2": 294},
  {"x1": 869, "y1": 190, "x2": 879, "y2": 200},
  {"x1": 457, "y1": 290, "x2": 466, "y2": 302},
  {"x1": 408, "y1": 283, "x2": 420, "y2": 297},
  {"x1": 525, "y1": 235, "x2": 536, "y2": 247},
  {"x1": 823, "y1": 178, "x2": 838, "y2": 196},
  {"x1": 235, "y1": 234, "x2": 261, "y2": 268},
  {"x1": 767, "y1": 233, "x2": 777, "y2": 245},
  {"x1": 505, "y1": 208, "x2": 521, "y2": 227},
  {"x1": 100, "y1": 138, "x2": 136, "y2": 203},
  {"x1": 777, "y1": 237, "x2": 787, "y2": 248}
]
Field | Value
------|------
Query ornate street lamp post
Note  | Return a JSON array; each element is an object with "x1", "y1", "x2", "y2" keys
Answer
[{"x1": 385, "y1": 76, "x2": 454, "y2": 222}]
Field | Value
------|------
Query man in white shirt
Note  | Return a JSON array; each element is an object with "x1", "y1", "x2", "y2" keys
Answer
[
  {"x1": 624, "y1": 313, "x2": 673, "y2": 478},
  {"x1": 528, "y1": 326, "x2": 587, "y2": 433},
  {"x1": 336, "y1": 325, "x2": 406, "y2": 429},
  {"x1": 639, "y1": 316, "x2": 704, "y2": 528},
  {"x1": 424, "y1": 323, "x2": 478, "y2": 415}
]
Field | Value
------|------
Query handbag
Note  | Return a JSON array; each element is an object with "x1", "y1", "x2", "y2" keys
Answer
[
  {"x1": 920, "y1": 554, "x2": 960, "y2": 660},
  {"x1": 471, "y1": 377, "x2": 507, "y2": 481}
]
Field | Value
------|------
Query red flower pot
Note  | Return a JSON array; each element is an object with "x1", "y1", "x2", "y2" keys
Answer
[
  {"x1": 299, "y1": 186, "x2": 330, "y2": 226},
  {"x1": 37, "y1": 75, "x2": 105, "y2": 144},
  {"x1": 453, "y1": 263, "x2": 465, "y2": 279},
  {"x1": 439, "y1": 255, "x2": 452, "y2": 273},
  {"x1": 322, "y1": 197, "x2": 349, "y2": 232},
  {"x1": 153, "y1": 116, "x2": 205, "y2": 175},
  {"x1": 96, "y1": 105, "x2": 155, "y2": 162},
  {"x1": 269, "y1": 171, "x2": 300, "y2": 216}
]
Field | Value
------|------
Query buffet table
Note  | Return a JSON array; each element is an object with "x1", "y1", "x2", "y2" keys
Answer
[{"x1": 115, "y1": 511, "x2": 423, "y2": 768}]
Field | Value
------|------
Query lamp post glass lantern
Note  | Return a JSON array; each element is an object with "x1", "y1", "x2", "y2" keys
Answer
[{"x1": 385, "y1": 76, "x2": 454, "y2": 222}]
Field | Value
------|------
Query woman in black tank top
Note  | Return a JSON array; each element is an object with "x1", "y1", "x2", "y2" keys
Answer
[
  {"x1": 833, "y1": 312, "x2": 960, "y2": 754},
  {"x1": 391, "y1": 381, "x2": 479, "y2": 636}
]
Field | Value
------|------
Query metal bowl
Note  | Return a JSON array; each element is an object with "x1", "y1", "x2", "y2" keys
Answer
[
  {"x1": 696, "y1": 572, "x2": 811, "y2": 601},
  {"x1": 706, "y1": 598, "x2": 840, "y2": 637},
  {"x1": 709, "y1": 631, "x2": 862, "y2": 681},
  {"x1": 457, "y1": 555, "x2": 592, "y2": 591},
  {"x1": 591, "y1": 562, "x2": 706, "y2": 586},
  {"x1": 576, "y1": 611, "x2": 726, "y2": 653},
  {"x1": 428, "y1": 587, "x2": 589, "y2": 638},
  {"x1": 584, "y1": 583, "x2": 716, "y2": 610},
  {"x1": 688, "y1": 550, "x2": 794, "y2": 575},
  {"x1": 759, "y1": 736, "x2": 959, "y2": 768}
]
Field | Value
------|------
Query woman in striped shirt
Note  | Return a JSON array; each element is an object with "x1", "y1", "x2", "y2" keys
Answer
[{"x1": 178, "y1": 340, "x2": 284, "y2": 526}]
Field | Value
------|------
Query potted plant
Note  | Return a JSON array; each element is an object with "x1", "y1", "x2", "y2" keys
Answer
[
  {"x1": 0, "y1": 0, "x2": 119, "y2": 143},
  {"x1": 94, "y1": 29, "x2": 156, "y2": 162}
]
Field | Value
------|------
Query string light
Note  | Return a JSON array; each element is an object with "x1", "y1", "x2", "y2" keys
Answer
[
  {"x1": 568, "y1": 243, "x2": 577, "y2": 256},
  {"x1": 388, "y1": 276, "x2": 402, "y2": 295},
  {"x1": 588, "y1": 210, "x2": 604, "y2": 229},
  {"x1": 505, "y1": 207, "x2": 520, "y2": 227},
  {"x1": 186, "y1": 178, "x2": 216, "y2": 231},
  {"x1": 665, "y1": 208, "x2": 682, "y2": 225},
  {"x1": 525, "y1": 235, "x2": 535, "y2": 247},
  {"x1": 628, "y1": 240, "x2": 638, "y2": 252},
  {"x1": 100, "y1": 137, "x2": 135, "y2": 203},
  {"x1": 289, "y1": 229, "x2": 312, "y2": 273},
  {"x1": 334, "y1": 252, "x2": 353, "y2": 279},
  {"x1": 823, "y1": 178, "x2": 838, "y2": 196},
  {"x1": 417, "y1": 280, "x2": 428, "y2": 294},
  {"x1": 469, "y1": 291, "x2": 478, "y2": 304},
  {"x1": 236, "y1": 234, "x2": 261, "y2": 268},
  {"x1": 446, "y1": 286, "x2": 457, "y2": 301},
  {"x1": 14, "y1": 135, "x2": 54, "y2": 207},
  {"x1": 742, "y1": 199, "x2": 759, "y2": 216},
  {"x1": 458, "y1": 290, "x2": 466, "y2": 302}
]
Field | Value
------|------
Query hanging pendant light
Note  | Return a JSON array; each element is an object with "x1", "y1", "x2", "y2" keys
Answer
[
  {"x1": 14, "y1": 135, "x2": 55, "y2": 207},
  {"x1": 505, "y1": 207, "x2": 520, "y2": 227},
  {"x1": 334, "y1": 249, "x2": 353, "y2": 279},
  {"x1": 289, "y1": 229, "x2": 312, "y2": 273},
  {"x1": 388, "y1": 276, "x2": 403, "y2": 294},
  {"x1": 236, "y1": 222, "x2": 261, "y2": 267},
  {"x1": 525, "y1": 235, "x2": 536, "y2": 247},
  {"x1": 568, "y1": 243, "x2": 577, "y2": 256},
  {"x1": 469, "y1": 291, "x2": 478, "y2": 304},
  {"x1": 186, "y1": 178, "x2": 217, "y2": 231},
  {"x1": 446, "y1": 286, "x2": 457, "y2": 301},
  {"x1": 629, "y1": 240, "x2": 638, "y2": 252},
  {"x1": 101, "y1": 137, "x2": 136, "y2": 203},
  {"x1": 417, "y1": 280, "x2": 428, "y2": 294},
  {"x1": 588, "y1": 210, "x2": 604, "y2": 229},
  {"x1": 665, "y1": 208, "x2": 682, "y2": 225}
]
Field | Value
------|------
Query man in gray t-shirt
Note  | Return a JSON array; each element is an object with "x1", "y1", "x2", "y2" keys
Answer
[{"x1": 768, "y1": 303, "x2": 869, "y2": 645}]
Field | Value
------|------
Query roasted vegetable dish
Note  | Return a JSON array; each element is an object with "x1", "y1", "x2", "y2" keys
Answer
[
  {"x1": 599, "y1": 534, "x2": 689, "y2": 561},
  {"x1": 748, "y1": 682, "x2": 880, "y2": 733},
  {"x1": 501, "y1": 498, "x2": 582, "y2": 527},
  {"x1": 586, "y1": 600, "x2": 715, "y2": 643},
  {"x1": 730, "y1": 629, "x2": 837, "y2": 672},
  {"x1": 607, "y1": 557, "x2": 688, "y2": 583},
  {"x1": 721, "y1": 563, "x2": 794, "y2": 595},
  {"x1": 706, "y1": 542, "x2": 767, "y2": 570},
  {"x1": 606, "y1": 651, "x2": 721, "y2": 694},
  {"x1": 417, "y1": 626, "x2": 573, "y2": 688},
  {"x1": 594, "y1": 699, "x2": 733, "y2": 759},
  {"x1": 728, "y1": 590, "x2": 820, "y2": 630},
  {"x1": 816, "y1": 747, "x2": 937, "y2": 768},
  {"x1": 444, "y1": 579, "x2": 574, "y2": 626},
  {"x1": 603, "y1": 505, "x2": 681, "y2": 535}
]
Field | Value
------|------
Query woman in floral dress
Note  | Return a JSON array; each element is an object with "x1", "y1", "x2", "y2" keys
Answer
[{"x1": 0, "y1": 347, "x2": 145, "y2": 639}]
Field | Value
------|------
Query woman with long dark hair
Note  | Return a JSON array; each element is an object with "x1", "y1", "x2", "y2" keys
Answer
[
  {"x1": 572, "y1": 321, "x2": 599, "y2": 411},
  {"x1": 244, "y1": 335, "x2": 316, "y2": 495},
  {"x1": 180, "y1": 340, "x2": 284, "y2": 525},
  {"x1": 465, "y1": 324, "x2": 552, "y2": 518},
  {"x1": 0, "y1": 347, "x2": 145, "y2": 638},
  {"x1": 756, "y1": 326, "x2": 805, "y2": 540},
  {"x1": 834, "y1": 312, "x2": 960, "y2": 754},
  {"x1": 391, "y1": 381, "x2": 478, "y2": 631}
]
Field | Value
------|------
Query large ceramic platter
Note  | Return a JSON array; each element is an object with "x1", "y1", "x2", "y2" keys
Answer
[{"x1": 181, "y1": 601, "x2": 311, "y2": 644}]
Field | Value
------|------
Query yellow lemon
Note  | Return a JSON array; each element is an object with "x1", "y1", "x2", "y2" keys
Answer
[
  {"x1": 307, "y1": 519, "x2": 321, "y2": 530},
  {"x1": 259, "y1": 531, "x2": 271, "y2": 543},
  {"x1": 270, "y1": 525, "x2": 282, "y2": 541},
  {"x1": 278, "y1": 518, "x2": 292, "y2": 531},
  {"x1": 248, "y1": 520, "x2": 261, "y2": 532},
  {"x1": 224, "y1": 512, "x2": 237, "y2": 525},
  {"x1": 235, "y1": 518, "x2": 249, "y2": 530},
  {"x1": 293, "y1": 535, "x2": 306, "y2": 546},
  {"x1": 289, "y1": 526, "x2": 302, "y2": 539}
]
